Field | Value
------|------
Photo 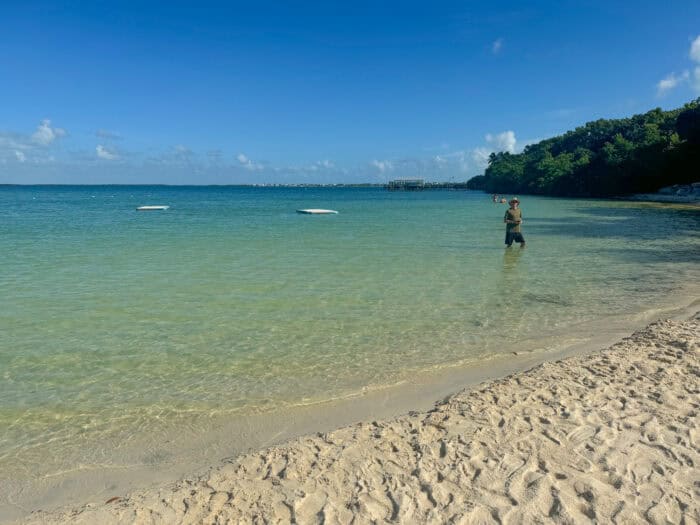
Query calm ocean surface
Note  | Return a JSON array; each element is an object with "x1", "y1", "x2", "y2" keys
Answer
[{"x1": 1, "y1": 185, "x2": 699, "y2": 499}]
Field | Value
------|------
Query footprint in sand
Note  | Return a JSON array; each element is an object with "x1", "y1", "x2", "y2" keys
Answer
[{"x1": 566, "y1": 425, "x2": 596, "y2": 447}]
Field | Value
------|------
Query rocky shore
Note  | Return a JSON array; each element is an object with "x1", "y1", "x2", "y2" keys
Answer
[{"x1": 627, "y1": 183, "x2": 700, "y2": 204}]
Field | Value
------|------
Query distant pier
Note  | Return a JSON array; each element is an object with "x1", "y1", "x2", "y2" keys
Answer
[
  {"x1": 386, "y1": 179, "x2": 469, "y2": 191},
  {"x1": 386, "y1": 179, "x2": 425, "y2": 191}
]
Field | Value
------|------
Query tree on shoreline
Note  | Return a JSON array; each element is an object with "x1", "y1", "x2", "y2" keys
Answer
[{"x1": 468, "y1": 98, "x2": 700, "y2": 197}]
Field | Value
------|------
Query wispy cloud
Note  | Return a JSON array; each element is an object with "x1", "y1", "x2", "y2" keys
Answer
[
  {"x1": 96, "y1": 145, "x2": 119, "y2": 160},
  {"x1": 467, "y1": 131, "x2": 520, "y2": 170},
  {"x1": 691, "y1": 35, "x2": 700, "y2": 94},
  {"x1": 0, "y1": 133, "x2": 32, "y2": 153},
  {"x1": 656, "y1": 35, "x2": 700, "y2": 96},
  {"x1": 433, "y1": 154, "x2": 447, "y2": 166},
  {"x1": 440, "y1": 150, "x2": 470, "y2": 173},
  {"x1": 485, "y1": 130, "x2": 516, "y2": 153},
  {"x1": 0, "y1": 120, "x2": 67, "y2": 165},
  {"x1": 370, "y1": 159, "x2": 393, "y2": 173},
  {"x1": 304, "y1": 160, "x2": 336, "y2": 172},
  {"x1": 142, "y1": 144, "x2": 196, "y2": 166},
  {"x1": 362, "y1": 131, "x2": 521, "y2": 182},
  {"x1": 32, "y1": 119, "x2": 66, "y2": 145},
  {"x1": 174, "y1": 144, "x2": 192, "y2": 156},
  {"x1": 492, "y1": 38, "x2": 504, "y2": 55},
  {"x1": 472, "y1": 147, "x2": 492, "y2": 170},
  {"x1": 0, "y1": 117, "x2": 525, "y2": 183},
  {"x1": 237, "y1": 153, "x2": 263, "y2": 171},
  {"x1": 690, "y1": 35, "x2": 700, "y2": 62},
  {"x1": 364, "y1": 152, "x2": 472, "y2": 181},
  {"x1": 656, "y1": 70, "x2": 689, "y2": 97},
  {"x1": 206, "y1": 149, "x2": 223, "y2": 164}
]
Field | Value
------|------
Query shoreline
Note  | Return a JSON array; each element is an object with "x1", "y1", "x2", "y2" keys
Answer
[
  {"x1": 623, "y1": 183, "x2": 700, "y2": 206},
  {"x1": 9, "y1": 299, "x2": 700, "y2": 523}
]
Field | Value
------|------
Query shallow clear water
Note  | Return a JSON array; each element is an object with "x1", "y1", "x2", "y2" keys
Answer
[{"x1": 1, "y1": 186, "x2": 698, "y2": 484}]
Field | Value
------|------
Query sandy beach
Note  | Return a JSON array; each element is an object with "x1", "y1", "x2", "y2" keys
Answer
[
  {"x1": 3, "y1": 2, "x2": 700, "y2": 523},
  {"x1": 16, "y1": 311, "x2": 698, "y2": 524}
]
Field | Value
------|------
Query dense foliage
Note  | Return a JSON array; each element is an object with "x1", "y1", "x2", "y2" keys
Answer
[{"x1": 467, "y1": 99, "x2": 700, "y2": 197}]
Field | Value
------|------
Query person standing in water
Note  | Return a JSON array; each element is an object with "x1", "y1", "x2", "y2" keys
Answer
[{"x1": 504, "y1": 197, "x2": 526, "y2": 248}]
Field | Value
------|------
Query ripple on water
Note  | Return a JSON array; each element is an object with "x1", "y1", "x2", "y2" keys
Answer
[{"x1": 0, "y1": 186, "x2": 698, "y2": 495}]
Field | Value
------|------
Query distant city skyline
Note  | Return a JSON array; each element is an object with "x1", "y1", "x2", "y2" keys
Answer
[{"x1": 1, "y1": 1, "x2": 699, "y2": 184}]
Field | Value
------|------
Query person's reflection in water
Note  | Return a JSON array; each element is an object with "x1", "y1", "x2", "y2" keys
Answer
[
  {"x1": 499, "y1": 244, "x2": 525, "y2": 322},
  {"x1": 503, "y1": 245, "x2": 524, "y2": 271}
]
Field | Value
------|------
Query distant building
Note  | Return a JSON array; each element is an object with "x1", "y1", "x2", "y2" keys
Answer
[{"x1": 386, "y1": 178, "x2": 425, "y2": 191}]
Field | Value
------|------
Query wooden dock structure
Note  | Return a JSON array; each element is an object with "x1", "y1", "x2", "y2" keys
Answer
[{"x1": 386, "y1": 178, "x2": 425, "y2": 191}]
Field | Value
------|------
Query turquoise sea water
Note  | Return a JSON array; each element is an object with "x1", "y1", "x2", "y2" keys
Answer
[{"x1": 1, "y1": 186, "x2": 699, "y2": 502}]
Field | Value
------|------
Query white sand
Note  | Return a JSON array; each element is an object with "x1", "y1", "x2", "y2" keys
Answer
[{"x1": 19, "y1": 313, "x2": 699, "y2": 524}]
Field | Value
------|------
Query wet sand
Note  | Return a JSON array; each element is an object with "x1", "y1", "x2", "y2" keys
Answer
[{"x1": 17, "y1": 310, "x2": 699, "y2": 524}]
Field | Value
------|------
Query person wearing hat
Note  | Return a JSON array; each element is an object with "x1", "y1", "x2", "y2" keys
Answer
[{"x1": 504, "y1": 197, "x2": 526, "y2": 248}]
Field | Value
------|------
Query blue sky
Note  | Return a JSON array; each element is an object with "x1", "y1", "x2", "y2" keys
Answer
[{"x1": 1, "y1": 1, "x2": 699, "y2": 184}]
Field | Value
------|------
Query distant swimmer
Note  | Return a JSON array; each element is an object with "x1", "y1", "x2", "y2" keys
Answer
[
  {"x1": 492, "y1": 194, "x2": 499, "y2": 203},
  {"x1": 500, "y1": 198, "x2": 507, "y2": 204},
  {"x1": 504, "y1": 197, "x2": 526, "y2": 248}
]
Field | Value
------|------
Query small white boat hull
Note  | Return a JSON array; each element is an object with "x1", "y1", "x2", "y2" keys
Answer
[
  {"x1": 296, "y1": 209, "x2": 338, "y2": 214},
  {"x1": 137, "y1": 206, "x2": 170, "y2": 211}
]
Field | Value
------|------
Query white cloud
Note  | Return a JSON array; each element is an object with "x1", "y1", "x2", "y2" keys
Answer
[
  {"x1": 655, "y1": 36, "x2": 700, "y2": 96},
  {"x1": 96, "y1": 145, "x2": 119, "y2": 160},
  {"x1": 691, "y1": 37, "x2": 700, "y2": 95},
  {"x1": 32, "y1": 119, "x2": 66, "y2": 145},
  {"x1": 446, "y1": 151, "x2": 470, "y2": 173},
  {"x1": 485, "y1": 130, "x2": 517, "y2": 153},
  {"x1": 0, "y1": 133, "x2": 30, "y2": 152},
  {"x1": 690, "y1": 35, "x2": 700, "y2": 63},
  {"x1": 306, "y1": 160, "x2": 336, "y2": 171},
  {"x1": 370, "y1": 159, "x2": 393, "y2": 173},
  {"x1": 456, "y1": 131, "x2": 521, "y2": 173},
  {"x1": 1, "y1": 125, "x2": 64, "y2": 164},
  {"x1": 175, "y1": 144, "x2": 191, "y2": 155},
  {"x1": 471, "y1": 147, "x2": 492, "y2": 170},
  {"x1": 369, "y1": 153, "x2": 477, "y2": 180},
  {"x1": 236, "y1": 152, "x2": 263, "y2": 171},
  {"x1": 366, "y1": 136, "x2": 522, "y2": 182},
  {"x1": 656, "y1": 70, "x2": 689, "y2": 96},
  {"x1": 173, "y1": 144, "x2": 193, "y2": 163},
  {"x1": 492, "y1": 38, "x2": 504, "y2": 55}
]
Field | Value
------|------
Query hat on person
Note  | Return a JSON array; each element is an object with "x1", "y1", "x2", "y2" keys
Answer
[{"x1": 509, "y1": 196, "x2": 520, "y2": 203}]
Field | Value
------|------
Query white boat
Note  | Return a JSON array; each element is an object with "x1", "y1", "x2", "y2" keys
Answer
[
  {"x1": 137, "y1": 205, "x2": 170, "y2": 211},
  {"x1": 296, "y1": 209, "x2": 338, "y2": 214}
]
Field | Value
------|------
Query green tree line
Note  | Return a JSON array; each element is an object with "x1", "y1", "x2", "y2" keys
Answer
[{"x1": 467, "y1": 98, "x2": 700, "y2": 197}]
